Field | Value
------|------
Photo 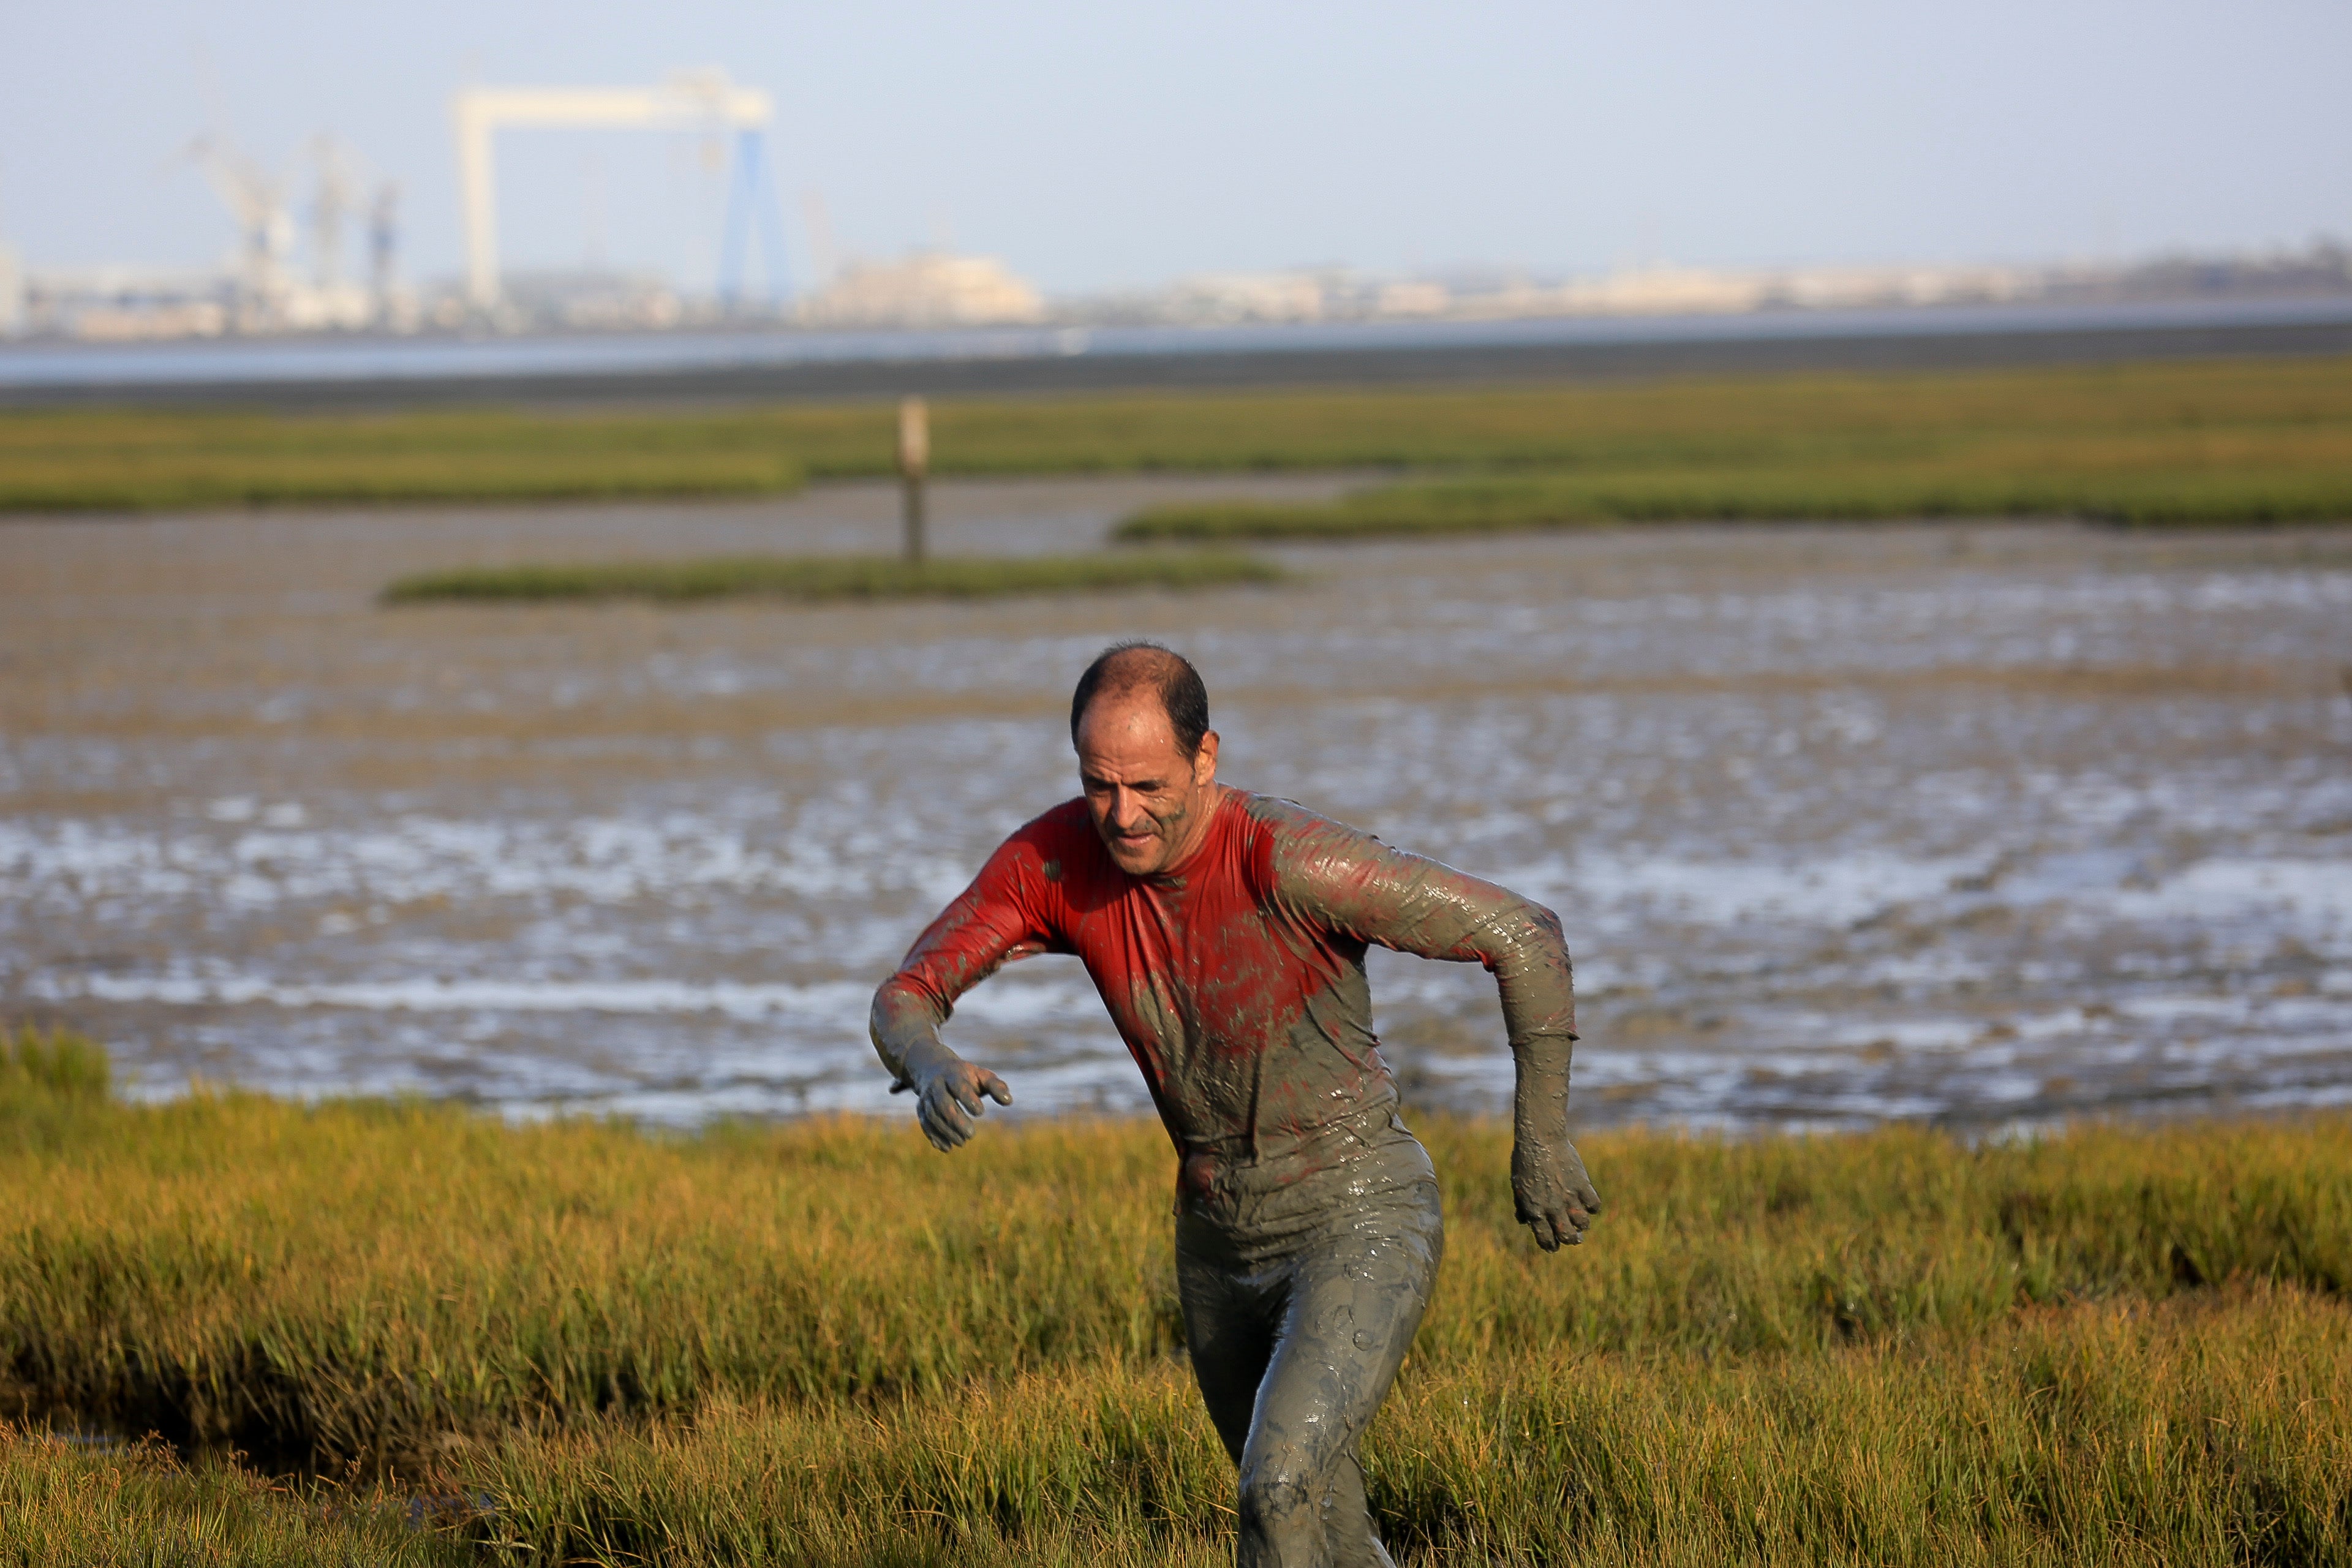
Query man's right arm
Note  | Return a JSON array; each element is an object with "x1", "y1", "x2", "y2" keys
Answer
[{"x1": 870, "y1": 835, "x2": 1054, "y2": 1151}]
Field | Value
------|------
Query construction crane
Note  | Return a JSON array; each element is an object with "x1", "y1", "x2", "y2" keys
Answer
[
  {"x1": 369, "y1": 181, "x2": 402, "y2": 314},
  {"x1": 450, "y1": 68, "x2": 788, "y2": 312},
  {"x1": 308, "y1": 134, "x2": 367, "y2": 290},
  {"x1": 181, "y1": 130, "x2": 293, "y2": 310}
]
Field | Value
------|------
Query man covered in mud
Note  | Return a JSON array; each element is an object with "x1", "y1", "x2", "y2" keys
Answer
[{"x1": 869, "y1": 642, "x2": 1600, "y2": 1568}]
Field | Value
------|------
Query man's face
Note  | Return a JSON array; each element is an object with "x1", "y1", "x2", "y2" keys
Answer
[{"x1": 1076, "y1": 692, "x2": 1220, "y2": 876}]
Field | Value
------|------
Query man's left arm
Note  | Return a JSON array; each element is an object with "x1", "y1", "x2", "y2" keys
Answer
[{"x1": 1272, "y1": 812, "x2": 1603, "y2": 1250}]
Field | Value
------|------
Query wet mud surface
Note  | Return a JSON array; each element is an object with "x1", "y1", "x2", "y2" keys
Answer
[{"x1": 5, "y1": 478, "x2": 2350, "y2": 1130}]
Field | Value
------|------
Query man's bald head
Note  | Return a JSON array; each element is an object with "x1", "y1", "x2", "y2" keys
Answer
[
  {"x1": 1071, "y1": 643, "x2": 1221, "y2": 875},
  {"x1": 1069, "y1": 642, "x2": 1211, "y2": 759}
]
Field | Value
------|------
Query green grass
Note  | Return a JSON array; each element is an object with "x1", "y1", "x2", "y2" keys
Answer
[
  {"x1": 6, "y1": 353, "x2": 2350, "y2": 516},
  {"x1": 2, "y1": 1021, "x2": 110, "y2": 1102},
  {"x1": 1114, "y1": 461, "x2": 2352, "y2": 540},
  {"x1": 1, "y1": 1428, "x2": 468, "y2": 1567},
  {"x1": 3, "y1": 1031, "x2": 2347, "y2": 1563},
  {"x1": 0, "y1": 408, "x2": 807, "y2": 513},
  {"x1": 1114, "y1": 386, "x2": 2352, "y2": 540},
  {"x1": 460, "y1": 1287, "x2": 2350, "y2": 1567},
  {"x1": 378, "y1": 550, "x2": 1286, "y2": 605},
  {"x1": 12, "y1": 1294, "x2": 2347, "y2": 1566}
]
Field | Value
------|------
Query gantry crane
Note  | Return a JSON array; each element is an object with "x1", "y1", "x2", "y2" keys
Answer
[{"x1": 450, "y1": 68, "x2": 788, "y2": 313}]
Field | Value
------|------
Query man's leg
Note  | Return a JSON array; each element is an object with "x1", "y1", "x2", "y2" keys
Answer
[
  {"x1": 1176, "y1": 1214, "x2": 1280, "y2": 1466},
  {"x1": 1231, "y1": 1185, "x2": 1443, "y2": 1568}
]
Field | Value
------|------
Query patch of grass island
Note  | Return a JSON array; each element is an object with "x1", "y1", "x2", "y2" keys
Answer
[
  {"x1": 1115, "y1": 447, "x2": 2352, "y2": 543},
  {"x1": 379, "y1": 549, "x2": 1286, "y2": 605}
]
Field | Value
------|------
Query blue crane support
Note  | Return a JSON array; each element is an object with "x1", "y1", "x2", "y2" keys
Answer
[{"x1": 718, "y1": 129, "x2": 790, "y2": 311}]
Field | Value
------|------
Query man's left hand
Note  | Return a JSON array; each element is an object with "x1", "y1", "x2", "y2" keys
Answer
[{"x1": 1512, "y1": 1137, "x2": 1603, "y2": 1251}]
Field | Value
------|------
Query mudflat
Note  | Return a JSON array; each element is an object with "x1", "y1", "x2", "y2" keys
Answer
[{"x1": 4, "y1": 477, "x2": 2348, "y2": 1128}]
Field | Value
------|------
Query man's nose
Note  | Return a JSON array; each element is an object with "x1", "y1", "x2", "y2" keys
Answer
[{"x1": 1109, "y1": 787, "x2": 1145, "y2": 827}]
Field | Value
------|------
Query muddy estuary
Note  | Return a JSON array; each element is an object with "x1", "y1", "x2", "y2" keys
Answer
[{"x1": 5, "y1": 477, "x2": 2350, "y2": 1131}]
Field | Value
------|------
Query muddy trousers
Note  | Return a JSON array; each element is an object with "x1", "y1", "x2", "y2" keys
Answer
[{"x1": 1175, "y1": 1178, "x2": 1444, "y2": 1568}]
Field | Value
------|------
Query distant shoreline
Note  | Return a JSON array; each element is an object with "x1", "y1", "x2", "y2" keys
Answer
[{"x1": 4, "y1": 293, "x2": 2350, "y2": 410}]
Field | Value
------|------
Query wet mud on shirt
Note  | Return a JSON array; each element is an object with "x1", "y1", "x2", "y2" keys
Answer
[{"x1": 872, "y1": 789, "x2": 1577, "y2": 1221}]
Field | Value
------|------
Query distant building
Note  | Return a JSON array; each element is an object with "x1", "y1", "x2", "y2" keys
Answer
[
  {"x1": 1374, "y1": 279, "x2": 1450, "y2": 317},
  {"x1": 65, "y1": 300, "x2": 231, "y2": 341},
  {"x1": 0, "y1": 245, "x2": 23, "y2": 337},
  {"x1": 20, "y1": 268, "x2": 229, "y2": 339},
  {"x1": 503, "y1": 270, "x2": 682, "y2": 331},
  {"x1": 1528, "y1": 262, "x2": 2035, "y2": 318},
  {"x1": 798, "y1": 252, "x2": 1045, "y2": 328},
  {"x1": 1554, "y1": 266, "x2": 1766, "y2": 316},
  {"x1": 1761, "y1": 265, "x2": 2028, "y2": 309},
  {"x1": 1165, "y1": 271, "x2": 1327, "y2": 323}
]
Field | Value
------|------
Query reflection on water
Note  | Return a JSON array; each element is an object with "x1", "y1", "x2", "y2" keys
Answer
[{"x1": 4, "y1": 484, "x2": 2350, "y2": 1130}]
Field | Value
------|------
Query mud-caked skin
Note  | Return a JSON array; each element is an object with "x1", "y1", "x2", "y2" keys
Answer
[{"x1": 871, "y1": 787, "x2": 1602, "y2": 1566}]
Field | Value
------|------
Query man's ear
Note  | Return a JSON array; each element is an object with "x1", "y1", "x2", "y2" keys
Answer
[{"x1": 1194, "y1": 730, "x2": 1221, "y2": 785}]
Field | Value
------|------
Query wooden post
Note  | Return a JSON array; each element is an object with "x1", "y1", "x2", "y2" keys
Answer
[{"x1": 897, "y1": 396, "x2": 929, "y2": 564}]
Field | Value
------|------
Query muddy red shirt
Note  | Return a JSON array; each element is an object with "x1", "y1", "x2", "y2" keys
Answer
[{"x1": 870, "y1": 789, "x2": 1576, "y2": 1200}]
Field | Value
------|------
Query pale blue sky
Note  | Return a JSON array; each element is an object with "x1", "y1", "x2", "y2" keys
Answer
[{"x1": 2, "y1": 0, "x2": 2346, "y2": 296}]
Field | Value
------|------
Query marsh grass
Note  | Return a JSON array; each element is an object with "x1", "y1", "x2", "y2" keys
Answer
[
  {"x1": 1, "y1": 1022, "x2": 110, "y2": 1103},
  {"x1": 461, "y1": 1286, "x2": 2352, "y2": 1566},
  {"x1": 1115, "y1": 422, "x2": 2352, "y2": 540},
  {"x1": 0, "y1": 408, "x2": 806, "y2": 513},
  {"x1": 2, "y1": 1036, "x2": 2346, "y2": 1562},
  {"x1": 1114, "y1": 466, "x2": 2352, "y2": 541},
  {"x1": 7, "y1": 353, "x2": 2350, "y2": 516},
  {"x1": 377, "y1": 551, "x2": 1286, "y2": 605},
  {"x1": 0, "y1": 1427, "x2": 468, "y2": 1567}
]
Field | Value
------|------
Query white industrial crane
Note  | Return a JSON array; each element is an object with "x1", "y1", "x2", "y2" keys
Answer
[
  {"x1": 369, "y1": 181, "x2": 402, "y2": 309},
  {"x1": 309, "y1": 134, "x2": 367, "y2": 290},
  {"x1": 182, "y1": 131, "x2": 293, "y2": 307},
  {"x1": 450, "y1": 68, "x2": 782, "y2": 311}
]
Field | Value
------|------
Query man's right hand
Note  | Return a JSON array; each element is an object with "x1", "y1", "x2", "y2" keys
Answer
[{"x1": 899, "y1": 1054, "x2": 1013, "y2": 1151}]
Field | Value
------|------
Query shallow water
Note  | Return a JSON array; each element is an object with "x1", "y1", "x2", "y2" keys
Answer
[
  {"x1": 10, "y1": 295, "x2": 2350, "y2": 393},
  {"x1": 4, "y1": 481, "x2": 2350, "y2": 1131}
]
